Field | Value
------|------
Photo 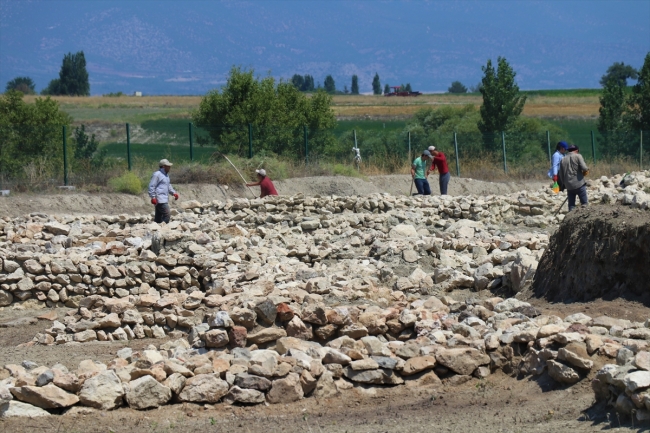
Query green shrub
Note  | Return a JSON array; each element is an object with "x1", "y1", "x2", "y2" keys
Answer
[{"x1": 108, "y1": 171, "x2": 144, "y2": 195}]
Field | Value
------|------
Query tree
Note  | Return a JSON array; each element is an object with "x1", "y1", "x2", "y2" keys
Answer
[
  {"x1": 404, "y1": 83, "x2": 412, "y2": 92},
  {"x1": 478, "y1": 57, "x2": 527, "y2": 135},
  {"x1": 384, "y1": 84, "x2": 390, "y2": 95},
  {"x1": 448, "y1": 81, "x2": 468, "y2": 94},
  {"x1": 43, "y1": 51, "x2": 90, "y2": 96},
  {"x1": 324, "y1": 75, "x2": 336, "y2": 94},
  {"x1": 597, "y1": 77, "x2": 631, "y2": 155},
  {"x1": 192, "y1": 67, "x2": 336, "y2": 157},
  {"x1": 292, "y1": 74, "x2": 316, "y2": 92},
  {"x1": 351, "y1": 75, "x2": 359, "y2": 95},
  {"x1": 0, "y1": 91, "x2": 72, "y2": 177},
  {"x1": 291, "y1": 74, "x2": 304, "y2": 90},
  {"x1": 73, "y1": 124, "x2": 99, "y2": 160},
  {"x1": 372, "y1": 73, "x2": 381, "y2": 95},
  {"x1": 343, "y1": 85, "x2": 349, "y2": 94},
  {"x1": 41, "y1": 79, "x2": 61, "y2": 96},
  {"x1": 302, "y1": 75, "x2": 315, "y2": 92},
  {"x1": 598, "y1": 78, "x2": 626, "y2": 134},
  {"x1": 5, "y1": 77, "x2": 36, "y2": 95},
  {"x1": 600, "y1": 62, "x2": 639, "y2": 87},
  {"x1": 624, "y1": 53, "x2": 650, "y2": 131}
]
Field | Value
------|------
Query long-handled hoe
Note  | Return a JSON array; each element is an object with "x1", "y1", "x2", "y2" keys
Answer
[{"x1": 219, "y1": 153, "x2": 258, "y2": 199}]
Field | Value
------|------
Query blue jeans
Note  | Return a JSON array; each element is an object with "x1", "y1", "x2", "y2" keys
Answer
[
  {"x1": 414, "y1": 178, "x2": 431, "y2": 195},
  {"x1": 154, "y1": 203, "x2": 171, "y2": 223},
  {"x1": 567, "y1": 184, "x2": 588, "y2": 211},
  {"x1": 439, "y1": 172, "x2": 450, "y2": 195}
]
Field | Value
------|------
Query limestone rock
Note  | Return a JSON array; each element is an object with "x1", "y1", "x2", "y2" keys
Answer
[
  {"x1": 78, "y1": 370, "x2": 125, "y2": 410},
  {"x1": 267, "y1": 373, "x2": 303, "y2": 404},
  {"x1": 10, "y1": 384, "x2": 79, "y2": 408},
  {"x1": 178, "y1": 374, "x2": 229, "y2": 403},
  {"x1": 435, "y1": 348, "x2": 490, "y2": 376},
  {"x1": 125, "y1": 375, "x2": 172, "y2": 410},
  {"x1": 546, "y1": 360, "x2": 580, "y2": 384},
  {"x1": 0, "y1": 401, "x2": 51, "y2": 418}
]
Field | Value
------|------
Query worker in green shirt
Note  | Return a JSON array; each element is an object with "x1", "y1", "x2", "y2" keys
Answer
[{"x1": 411, "y1": 150, "x2": 432, "y2": 195}]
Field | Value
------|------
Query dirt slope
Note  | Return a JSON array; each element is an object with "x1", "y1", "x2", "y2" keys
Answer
[
  {"x1": 532, "y1": 204, "x2": 650, "y2": 304},
  {"x1": 0, "y1": 175, "x2": 546, "y2": 217}
]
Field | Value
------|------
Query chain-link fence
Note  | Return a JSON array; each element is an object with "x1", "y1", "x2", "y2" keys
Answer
[{"x1": 1, "y1": 122, "x2": 648, "y2": 190}]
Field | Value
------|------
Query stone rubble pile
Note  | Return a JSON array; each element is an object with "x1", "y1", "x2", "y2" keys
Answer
[
  {"x1": 3, "y1": 303, "x2": 649, "y2": 416},
  {"x1": 0, "y1": 185, "x2": 574, "y2": 311},
  {"x1": 0, "y1": 170, "x2": 649, "y2": 417}
]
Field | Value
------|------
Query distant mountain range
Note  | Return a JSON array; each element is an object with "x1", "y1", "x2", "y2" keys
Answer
[{"x1": 1, "y1": 0, "x2": 648, "y2": 95}]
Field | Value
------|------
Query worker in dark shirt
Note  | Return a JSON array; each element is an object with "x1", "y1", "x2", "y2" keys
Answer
[
  {"x1": 428, "y1": 146, "x2": 450, "y2": 195},
  {"x1": 246, "y1": 169, "x2": 278, "y2": 198}
]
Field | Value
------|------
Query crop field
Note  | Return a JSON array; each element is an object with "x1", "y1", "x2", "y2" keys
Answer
[
  {"x1": 26, "y1": 90, "x2": 601, "y2": 124},
  {"x1": 18, "y1": 92, "x2": 605, "y2": 165}
]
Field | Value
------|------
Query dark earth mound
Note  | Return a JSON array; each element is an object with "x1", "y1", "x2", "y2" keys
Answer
[{"x1": 532, "y1": 205, "x2": 650, "y2": 304}]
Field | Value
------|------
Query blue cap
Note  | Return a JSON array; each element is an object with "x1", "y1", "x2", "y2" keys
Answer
[{"x1": 558, "y1": 141, "x2": 568, "y2": 150}]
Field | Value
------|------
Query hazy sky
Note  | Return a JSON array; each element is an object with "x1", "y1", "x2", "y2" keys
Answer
[{"x1": 1, "y1": 0, "x2": 649, "y2": 94}]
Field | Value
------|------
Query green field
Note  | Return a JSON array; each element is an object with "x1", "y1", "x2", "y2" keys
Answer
[
  {"x1": 100, "y1": 142, "x2": 217, "y2": 163},
  {"x1": 547, "y1": 118, "x2": 599, "y2": 146}
]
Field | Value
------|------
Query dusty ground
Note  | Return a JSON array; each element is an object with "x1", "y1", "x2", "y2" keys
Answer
[
  {"x1": 0, "y1": 297, "x2": 647, "y2": 432},
  {"x1": 0, "y1": 175, "x2": 546, "y2": 218},
  {"x1": 2, "y1": 176, "x2": 645, "y2": 432}
]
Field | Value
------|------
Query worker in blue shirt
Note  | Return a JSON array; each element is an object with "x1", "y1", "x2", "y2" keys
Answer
[
  {"x1": 548, "y1": 141, "x2": 568, "y2": 184},
  {"x1": 148, "y1": 159, "x2": 179, "y2": 224}
]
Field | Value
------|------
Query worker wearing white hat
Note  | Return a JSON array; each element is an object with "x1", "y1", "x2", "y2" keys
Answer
[
  {"x1": 246, "y1": 168, "x2": 278, "y2": 198},
  {"x1": 148, "y1": 159, "x2": 179, "y2": 223}
]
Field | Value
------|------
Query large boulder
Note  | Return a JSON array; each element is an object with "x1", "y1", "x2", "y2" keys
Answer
[
  {"x1": 0, "y1": 401, "x2": 51, "y2": 418},
  {"x1": 267, "y1": 373, "x2": 303, "y2": 404},
  {"x1": 223, "y1": 386, "x2": 265, "y2": 405},
  {"x1": 178, "y1": 374, "x2": 229, "y2": 403},
  {"x1": 78, "y1": 370, "x2": 124, "y2": 410},
  {"x1": 546, "y1": 360, "x2": 580, "y2": 384},
  {"x1": 389, "y1": 224, "x2": 418, "y2": 239},
  {"x1": 125, "y1": 375, "x2": 172, "y2": 410},
  {"x1": 10, "y1": 384, "x2": 78, "y2": 409},
  {"x1": 435, "y1": 348, "x2": 490, "y2": 376}
]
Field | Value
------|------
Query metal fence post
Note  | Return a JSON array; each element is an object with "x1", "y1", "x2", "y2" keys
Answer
[
  {"x1": 454, "y1": 132, "x2": 460, "y2": 177},
  {"x1": 189, "y1": 123, "x2": 194, "y2": 161},
  {"x1": 248, "y1": 123, "x2": 253, "y2": 158},
  {"x1": 303, "y1": 125, "x2": 308, "y2": 164},
  {"x1": 546, "y1": 131, "x2": 551, "y2": 168},
  {"x1": 353, "y1": 129, "x2": 358, "y2": 149},
  {"x1": 126, "y1": 123, "x2": 132, "y2": 171},
  {"x1": 62, "y1": 125, "x2": 68, "y2": 186},
  {"x1": 641, "y1": 130, "x2": 644, "y2": 170},
  {"x1": 591, "y1": 131, "x2": 596, "y2": 164},
  {"x1": 501, "y1": 132, "x2": 507, "y2": 174}
]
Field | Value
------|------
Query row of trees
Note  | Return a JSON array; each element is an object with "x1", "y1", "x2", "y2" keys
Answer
[
  {"x1": 598, "y1": 53, "x2": 650, "y2": 154},
  {"x1": 5, "y1": 51, "x2": 90, "y2": 96}
]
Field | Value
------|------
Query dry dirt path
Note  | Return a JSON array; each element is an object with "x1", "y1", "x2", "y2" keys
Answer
[{"x1": 0, "y1": 175, "x2": 546, "y2": 218}]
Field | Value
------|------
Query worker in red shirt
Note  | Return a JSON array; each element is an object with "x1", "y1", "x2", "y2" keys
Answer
[
  {"x1": 246, "y1": 169, "x2": 278, "y2": 198},
  {"x1": 428, "y1": 146, "x2": 450, "y2": 195}
]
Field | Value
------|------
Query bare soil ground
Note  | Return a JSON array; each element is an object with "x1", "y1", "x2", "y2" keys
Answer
[
  {"x1": 0, "y1": 175, "x2": 547, "y2": 218},
  {"x1": 0, "y1": 299, "x2": 643, "y2": 432}
]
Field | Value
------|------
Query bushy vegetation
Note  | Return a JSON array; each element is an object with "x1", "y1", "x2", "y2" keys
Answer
[
  {"x1": 0, "y1": 91, "x2": 72, "y2": 179},
  {"x1": 5, "y1": 77, "x2": 36, "y2": 95},
  {"x1": 192, "y1": 67, "x2": 337, "y2": 158},
  {"x1": 108, "y1": 171, "x2": 144, "y2": 195}
]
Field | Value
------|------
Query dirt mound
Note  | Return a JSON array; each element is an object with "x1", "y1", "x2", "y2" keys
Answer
[{"x1": 532, "y1": 204, "x2": 650, "y2": 304}]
